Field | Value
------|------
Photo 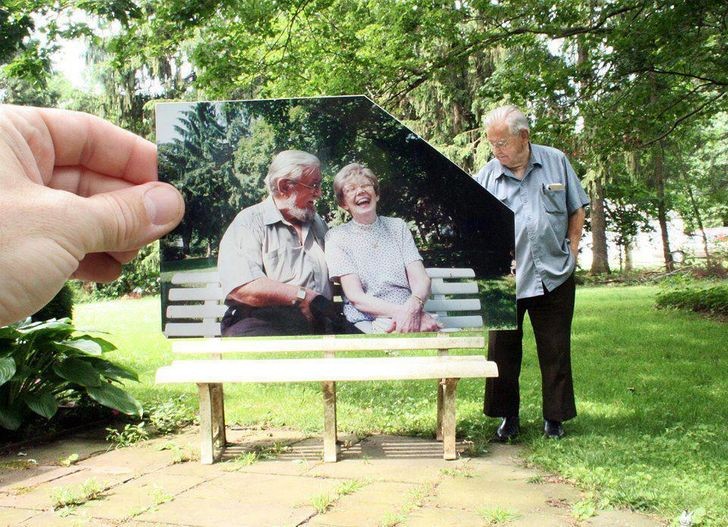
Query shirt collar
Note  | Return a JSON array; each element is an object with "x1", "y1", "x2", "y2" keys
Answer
[
  {"x1": 494, "y1": 142, "x2": 542, "y2": 180},
  {"x1": 261, "y1": 195, "x2": 288, "y2": 226}
]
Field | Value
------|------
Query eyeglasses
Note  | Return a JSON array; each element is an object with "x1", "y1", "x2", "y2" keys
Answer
[
  {"x1": 293, "y1": 180, "x2": 322, "y2": 191},
  {"x1": 343, "y1": 183, "x2": 374, "y2": 196},
  {"x1": 487, "y1": 137, "x2": 511, "y2": 150}
]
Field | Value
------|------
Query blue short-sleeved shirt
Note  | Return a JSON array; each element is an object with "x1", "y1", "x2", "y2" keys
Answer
[{"x1": 475, "y1": 143, "x2": 589, "y2": 299}]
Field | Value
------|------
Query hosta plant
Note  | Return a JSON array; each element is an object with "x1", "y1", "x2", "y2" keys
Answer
[{"x1": 0, "y1": 318, "x2": 142, "y2": 431}]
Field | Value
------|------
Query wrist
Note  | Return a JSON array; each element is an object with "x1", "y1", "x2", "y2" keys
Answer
[{"x1": 409, "y1": 294, "x2": 425, "y2": 310}]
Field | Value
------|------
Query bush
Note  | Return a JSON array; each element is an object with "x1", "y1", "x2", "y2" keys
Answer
[
  {"x1": 31, "y1": 283, "x2": 75, "y2": 321},
  {"x1": 0, "y1": 318, "x2": 142, "y2": 431},
  {"x1": 83, "y1": 243, "x2": 160, "y2": 300},
  {"x1": 655, "y1": 283, "x2": 728, "y2": 318}
]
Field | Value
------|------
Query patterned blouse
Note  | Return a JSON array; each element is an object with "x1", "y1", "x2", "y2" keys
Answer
[{"x1": 325, "y1": 216, "x2": 423, "y2": 324}]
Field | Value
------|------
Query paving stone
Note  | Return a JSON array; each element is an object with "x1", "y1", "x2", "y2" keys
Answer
[
  {"x1": 307, "y1": 500, "x2": 406, "y2": 527},
  {"x1": 0, "y1": 436, "x2": 108, "y2": 468},
  {"x1": 0, "y1": 468, "x2": 129, "y2": 510},
  {"x1": 0, "y1": 505, "x2": 39, "y2": 526},
  {"x1": 16, "y1": 509, "x2": 110, "y2": 526},
  {"x1": 77, "y1": 443, "x2": 179, "y2": 475},
  {"x1": 136, "y1": 471, "x2": 341, "y2": 527},
  {"x1": 403, "y1": 506, "x2": 491, "y2": 527},
  {"x1": 75, "y1": 472, "x2": 206, "y2": 521},
  {"x1": 0, "y1": 465, "x2": 82, "y2": 493}
]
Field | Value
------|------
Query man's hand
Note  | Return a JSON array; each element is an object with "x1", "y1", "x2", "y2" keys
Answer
[
  {"x1": 0, "y1": 105, "x2": 184, "y2": 326},
  {"x1": 297, "y1": 288, "x2": 319, "y2": 324}
]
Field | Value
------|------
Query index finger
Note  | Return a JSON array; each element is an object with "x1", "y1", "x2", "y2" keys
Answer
[{"x1": 34, "y1": 106, "x2": 157, "y2": 185}]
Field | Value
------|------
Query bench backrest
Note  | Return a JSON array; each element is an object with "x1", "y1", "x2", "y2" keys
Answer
[{"x1": 164, "y1": 268, "x2": 482, "y2": 338}]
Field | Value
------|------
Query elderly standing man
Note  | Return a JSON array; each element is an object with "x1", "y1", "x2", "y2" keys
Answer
[
  {"x1": 475, "y1": 105, "x2": 589, "y2": 440},
  {"x1": 218, "y1": 149, "x2": 354, "y2": 336}
]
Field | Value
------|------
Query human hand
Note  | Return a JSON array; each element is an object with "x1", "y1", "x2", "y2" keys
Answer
[
  {"x1": 391, "y1": 297, "x2": 423, "y2": 333},
  {"x1": 418, "y1": 313, "x2": 443, "y2": 332},
  {"x1": 298, "y1": 289, "x2": 319, "y2": 324},
  {"x1": 0, "y1": 105, "x2": 184, "y2": 326}
]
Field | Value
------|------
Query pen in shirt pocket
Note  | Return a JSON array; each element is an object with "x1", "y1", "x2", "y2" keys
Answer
[{"x1": 544, "y1": 182, "x2": 565, "y2": 192}]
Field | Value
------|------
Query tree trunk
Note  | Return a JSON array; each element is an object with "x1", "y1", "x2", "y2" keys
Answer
[
  {"x1": 654, "y1": 142, "x2": 674, "y2": 271},
  {"x1": 684, "y1": 179, "x2": 712, "y2": 264},
  {"x1": 589, "y1": 178, "x2": 611, "y2": 274},
  {"x1": 625, "y1": 239, "x2": 634, "y2": 272}
]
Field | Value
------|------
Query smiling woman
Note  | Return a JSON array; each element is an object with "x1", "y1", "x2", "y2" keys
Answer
[{"x1": 324, "y1": 163, "x2": 442, "y2": 334}]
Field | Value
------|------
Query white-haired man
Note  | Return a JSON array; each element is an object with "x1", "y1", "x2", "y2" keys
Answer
[
  {"x1": 218, "y1": 150, "x2": 356, "y2": 336},
  {"x1": 475, "y1": 105, "x2": 589, "y2": 440}
]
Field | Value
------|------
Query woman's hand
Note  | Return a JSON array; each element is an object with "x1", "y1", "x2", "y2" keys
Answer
[
  {"x1": 391, "y1": 296, "x2": 424, "y2": 333},
  {"x1": 418, "y1": 313, "x2": 443, "y2": 332}
]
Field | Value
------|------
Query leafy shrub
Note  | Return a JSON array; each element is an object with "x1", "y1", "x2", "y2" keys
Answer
[
  {"x1": 655, "y1": 283, "x2": 728, "y2": 318},
  {"x1": 31, "y1": 283, "x2": 75, "y2": 321},
  {"x1": 0, "y1": 319, "x2": 142, "y2": 431},
  {"x1": 83, "y1": 243, "x2": 160, "y2": 300}
]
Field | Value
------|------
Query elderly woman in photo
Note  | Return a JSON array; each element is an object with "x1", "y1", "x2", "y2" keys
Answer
[{"x1": 325, "y1": 163, "x2": 442, "y2": 333}]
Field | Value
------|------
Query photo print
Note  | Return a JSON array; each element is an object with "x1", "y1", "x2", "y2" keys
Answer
[{"x1": 156, "y1": 96, "x2": 515, "y2": 338}]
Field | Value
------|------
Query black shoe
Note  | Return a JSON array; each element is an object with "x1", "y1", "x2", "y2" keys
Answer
[
  {"x1": 544, "y1": 419, "x2": 564, "y2": 439},
  {"x1": 494, "y1": 416, "x2": 520, "y2": 442}
]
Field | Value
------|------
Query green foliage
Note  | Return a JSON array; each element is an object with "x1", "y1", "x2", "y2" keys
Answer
[
  {"x1": 655, "y1": 283, "x2": 728, "y2": 317},
  {"x1": 0, "y1": 318, "x2": 142, "y2": 431},
  {"x1": 87, "y1": 243, "x2": 160, "y2": 299},
  {"x1": 105, "y1": 422, "x2": 149, "y2": 448},
  {"x1": 31, "y1": 283, "x2": 74, "y2": 322},
  {"x1": 51, "y1": 478, "x2": 105, "y2": 510},
  {"x1": 477, "y1": 506, "x2": 520, "y2": 525}
]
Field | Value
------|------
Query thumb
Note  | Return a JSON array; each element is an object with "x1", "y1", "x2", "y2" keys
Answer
[{"x1": 81, "y1": 182, "x2": 184, "y2": 253}]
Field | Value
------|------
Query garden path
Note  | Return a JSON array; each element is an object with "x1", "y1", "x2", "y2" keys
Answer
[{"x1": 0, "y1": 427, "x2": 665, "y2": 526}]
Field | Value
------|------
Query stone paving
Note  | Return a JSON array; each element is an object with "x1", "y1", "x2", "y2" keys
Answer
[{"x1": 0, "y1": 427, "x2": 667, "y2": 526}]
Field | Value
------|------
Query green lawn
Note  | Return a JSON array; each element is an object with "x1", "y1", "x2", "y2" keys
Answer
[{"x1": 75, "y1": 285, "x2": 727, "y2": 525}]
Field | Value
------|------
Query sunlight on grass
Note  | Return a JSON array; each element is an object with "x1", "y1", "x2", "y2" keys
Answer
[{"x1": 74, "y1": 285, "x2": 728, "y2": 526}]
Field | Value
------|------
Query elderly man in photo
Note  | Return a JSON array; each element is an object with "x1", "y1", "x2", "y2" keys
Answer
[
  {"x1": 475, "y1": 105, "x2": 589, "y2": 440},
  {"x1": 218, "y1": 150, "x2": 352, "y2": 336}
]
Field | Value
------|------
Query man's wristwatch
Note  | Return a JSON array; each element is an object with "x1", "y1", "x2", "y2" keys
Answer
[{"x1": 292, "y1": 286, "x2": 307, "y2": 305}]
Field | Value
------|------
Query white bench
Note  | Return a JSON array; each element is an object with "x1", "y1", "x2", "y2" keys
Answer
[
  {"x1": 163, "y1": 268, "x2": 485, "y2": 337},
  {"x1": 156, "y1": 268, "x2": 496, "y2": 464}
]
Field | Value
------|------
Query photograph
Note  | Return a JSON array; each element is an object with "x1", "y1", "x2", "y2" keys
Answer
[{"x1": 156, "y1": 96, "x2": 515, "y2": 338}]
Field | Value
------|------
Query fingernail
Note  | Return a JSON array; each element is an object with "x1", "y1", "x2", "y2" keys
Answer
[{"x1": 143, "y1": 184, "x2": 182, "y2": 226}]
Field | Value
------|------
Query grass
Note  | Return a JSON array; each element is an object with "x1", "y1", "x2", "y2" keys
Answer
[{"x1": 74, "y1": 285, "x2": 728, "y2": 526}]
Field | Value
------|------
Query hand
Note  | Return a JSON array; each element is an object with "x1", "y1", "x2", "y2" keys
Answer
[
  {"x1": 418, "y1": 313, "x2": 443, "y2": 332},
  {"x1": 391, "y1": 297, "x2": 423, "y2": 333},
  {"x1": 0, "y1": 105, "x2": 184, "y2": 326},
  {"x1": 297, "y1": 289, "x2": 319, "y2": 324}
]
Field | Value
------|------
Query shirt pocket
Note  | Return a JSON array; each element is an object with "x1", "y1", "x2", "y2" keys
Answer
[
  {"x1": 541, "y1": 186, "x2": 567, "y2": 214},
  {"x1": 263, "y1": 246, "x2": 300, "y2": 284}
]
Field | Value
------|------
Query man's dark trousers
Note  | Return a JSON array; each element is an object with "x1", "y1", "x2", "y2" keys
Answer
[{"x1": 484, "y1": 274, "x2": 577, "y2": 422}]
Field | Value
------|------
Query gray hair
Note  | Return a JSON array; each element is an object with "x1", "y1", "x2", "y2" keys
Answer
[
  {"x1": 265, "y1": 150, "x2": 320, "y2": 196},
  {"x1": 333, "y1": 163, "x2": 380, "y2": 207},
  {"x1": 484, "y1": 105, "x2": 530, "y2": 135}
]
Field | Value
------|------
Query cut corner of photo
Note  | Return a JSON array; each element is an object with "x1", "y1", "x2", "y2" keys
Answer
[{"x1": 157, "y1": 96, "x2": 516, "y2": 341}]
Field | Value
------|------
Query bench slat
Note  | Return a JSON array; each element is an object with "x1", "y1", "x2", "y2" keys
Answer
[
  {"x1": 165, "y1": 323, "x2": 222, "y2": 338},
  {"x1": 425, "y1": 268, "x2": 475, "y2": 279},
  {"x1": 169, "y1": 287, "x2": 224, "y2": 302},
  {"x1": 171, "y1": 271, "x2": 220, "y2": 284},
  {"x1": 430, "y1": 282, "x2": 479, "y2": 295},
  {"x1": 166, "y1": 304, "x2": 228, "y2": 318},
  {"x1": 425, "y1": 298, "x2": 481, "y2": 312},
  {"x1": 156, "y1": 356, "x2": 497, "y2": 383},
  {"x1": 170, "y1": 335, "x2": 484, "y2": 354},
  {"x1": 436, "y1": 315, "x2": 484, "y2": 328}
]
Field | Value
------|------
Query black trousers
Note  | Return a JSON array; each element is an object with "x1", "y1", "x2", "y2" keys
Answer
[{"x1": 484, "y1": 274, "x2": 577, "y2": 422}]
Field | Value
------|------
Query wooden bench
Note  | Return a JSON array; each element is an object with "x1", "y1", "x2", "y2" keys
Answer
[{"x1": 156, "y1": 268, "x2": 496, "y2": 464}]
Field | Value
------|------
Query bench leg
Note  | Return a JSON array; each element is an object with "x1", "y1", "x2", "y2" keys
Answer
[
  {"x1": 436, "y1": 379, "x2": 444, "y2": 441},
  {"x1": 441, "y1": 378, "x2": 460, "y2": 461},
  {"x1": 198, "y1": 383, "x2": 215, "y2": 464},
  {"x1": 211, "y1": 383, "x2": 226, "y2": 449},
  {"x1": 322, "y1": 381, "x2": 338, "y2": 462}
]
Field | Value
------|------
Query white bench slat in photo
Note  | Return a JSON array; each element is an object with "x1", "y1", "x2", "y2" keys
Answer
[
  {"x1": 157, "y1": 268, "x2": 495, "y2": 464},
  {"x1": 163, "y1": 267, "x2": 484, "y2": 338}
]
